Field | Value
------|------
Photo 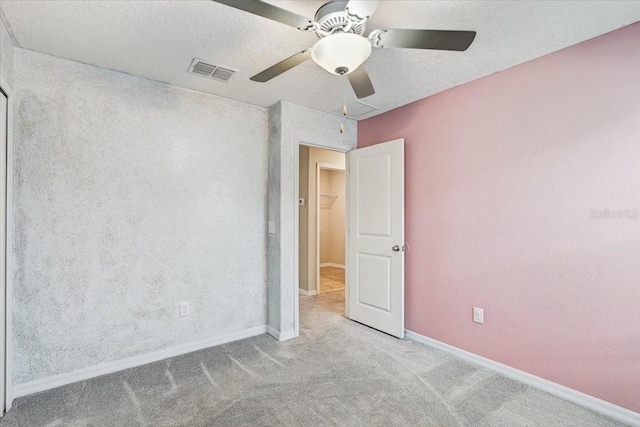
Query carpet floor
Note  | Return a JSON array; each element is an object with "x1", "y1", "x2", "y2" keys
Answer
[{"x1": 0, "y1": 290, "x2": 628, "y2": 426}]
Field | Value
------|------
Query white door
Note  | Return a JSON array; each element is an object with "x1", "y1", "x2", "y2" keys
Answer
[
  {"x1": 0, "y1": 89, "x2": 7, "y2": 411},
  {"x1": 347, "y1": 138, "x2": 404, "y2": 338}
]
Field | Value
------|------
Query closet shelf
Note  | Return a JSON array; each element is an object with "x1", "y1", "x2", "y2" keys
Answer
[{"x1": 319, "y1": 194, "x2": 338, "y2": 209}]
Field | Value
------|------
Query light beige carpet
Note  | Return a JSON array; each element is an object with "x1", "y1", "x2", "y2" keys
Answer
[{"x1": 0, "y1": 291, "x2": 627, "y2": 426}]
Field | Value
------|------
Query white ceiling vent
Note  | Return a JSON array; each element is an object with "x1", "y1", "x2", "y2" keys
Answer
[
  {"x1": 335, "y1": 100, "x2": 378, "y2": 118},
  {"x1": 188, "y1": 58, "x2": 237, "y2": 82}
]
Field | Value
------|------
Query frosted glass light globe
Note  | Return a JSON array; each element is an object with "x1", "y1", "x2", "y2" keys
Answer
[{"x1": 311, "y1": 33, "x2": 372, "y2": 75}]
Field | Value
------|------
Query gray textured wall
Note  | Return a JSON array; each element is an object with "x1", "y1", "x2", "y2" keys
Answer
[
  {"x1": 13, "y1": 49, "x2": 268, "y2": 384},
  {"x1": 268, "y1": 101, "x2": 356, "y2": 338},
  {"x1": 0, "y1": 18, "x2": 14, "y2": 88},
  {"x1": 267, "y1": 103, "x2": 282, "y2": 332}
]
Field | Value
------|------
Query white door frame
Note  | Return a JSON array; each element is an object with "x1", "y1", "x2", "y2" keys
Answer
[
  {"x1": 0, "y1": 74, "x2": 15, "y2": 413},
  {"x1": 294, "y1": 140, "x2": 350, "y2": 337},
  {"x1": 315, "y1": 163, "x2": 345, "y2": 295}
]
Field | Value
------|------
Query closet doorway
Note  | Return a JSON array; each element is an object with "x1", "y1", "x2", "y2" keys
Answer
[{"x1": 316, "y1": 164, "x2": 346, "y2": 294}]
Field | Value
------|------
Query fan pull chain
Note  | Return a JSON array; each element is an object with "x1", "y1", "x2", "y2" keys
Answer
[{"x1": 340, "y1": 74, "x2": 347, "y2": 134}]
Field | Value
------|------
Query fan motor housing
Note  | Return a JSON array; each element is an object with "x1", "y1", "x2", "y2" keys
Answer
[{"x1": 314, "y1": 1, "x2": 366, "y2": 37}]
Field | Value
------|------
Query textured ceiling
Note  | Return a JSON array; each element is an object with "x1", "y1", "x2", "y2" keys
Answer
[{"x1": 1, "y1": 1, "x2": 639, "y2": 120}]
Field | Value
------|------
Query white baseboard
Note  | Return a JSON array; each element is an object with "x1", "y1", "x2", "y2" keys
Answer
[
  {"x1": 279, "y1": 330, "x2": 296, "y2": 341},
  {"x1": 299, "y1": 288, "x2": 317, "y2": 296},
  {"x1": 267, "y1": 326, "x2": 279, "y2": 340},
  {"x1": 13, "y1": 325, "x2": 268, "y2": 399},
  {"x1": 319, "y1": 263, "x2": 345, "y2": 269},
  {"x1": 267, "y1": 326, "x2": 296, "y2": 342},
  {"x1": 405, "y1": 330, "x2": 640, "y2": 426},
  {"x1": 319, "y1": 287, "x2": 344, "y2": 293}
]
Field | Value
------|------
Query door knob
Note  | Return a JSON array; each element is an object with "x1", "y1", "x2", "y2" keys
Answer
[{"x1": 392, "y1": 245, "x2": 400, "y2": 252}]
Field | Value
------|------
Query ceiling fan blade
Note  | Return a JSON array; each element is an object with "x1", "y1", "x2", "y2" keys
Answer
[
  {"x1": 347, "y1": 65, "x2": 375, "y2": 99},
  {"x1": 211, "y1": 0, "x2": 316, "y2": 31},
  {"x1": 344, "y1": 0, "x2": 383, "y2": 20},
  {"x1": 250, "y1": 50, "x2": 312, "y2": 82},
  {"x1": 369, "y1": 29, "x2": 476, "y2": 51}
]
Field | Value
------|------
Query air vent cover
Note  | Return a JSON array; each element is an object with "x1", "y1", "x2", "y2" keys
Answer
[
  {"x1": 188, "y1": 58, "x2": 237, "y2": 82},
  {"x1": 334, "y1": 100, "x2": 378, "y2": 118}
]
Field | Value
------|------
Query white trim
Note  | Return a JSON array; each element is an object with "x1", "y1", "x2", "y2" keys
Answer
[
  {"x1": 13, "y1": 325, "x2": 267, "y2": 399},
  {"x1": 293, "y1": 140, "x2": 300, "y2": 340},
  {"x1": 405, "y1": 330, "x2": 640, "y2": 426},
  {"x1": 344, "y1": 155, "x2": 350, "y2": 319},
  {"x1": 319, "y1": 263, "x2": 345, "y2": 269},
  {"x1": 267, "y1": 326, "x2": 295, "y2": 342},
  {"x1": 319, "y1": 288, "x2": 344, "y2": 294},
  {"x1": 278, "y1": 330, "x2": 296, "y2": 341},
  {"x1": 267, "y1": 326, "x2": 280, "y2": 340},
  {"x1": 298, "y1": 288, "x2": 317, "y2": 297},
  {"x1": 0, "y1": 85, "x2": 6, "y2": 415},
  {"x1": 0, "y1": 74, "x2": 14, "y2": 413}
]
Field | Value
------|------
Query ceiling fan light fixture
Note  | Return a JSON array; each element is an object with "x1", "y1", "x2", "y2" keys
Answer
[{"x1": 311, "y1": 33, "x2": 372, "y2": 75}]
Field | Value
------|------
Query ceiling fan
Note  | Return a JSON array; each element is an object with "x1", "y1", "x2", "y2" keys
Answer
[{"x1": 212, "y1": 0, "x2": 476, "y2": 99}]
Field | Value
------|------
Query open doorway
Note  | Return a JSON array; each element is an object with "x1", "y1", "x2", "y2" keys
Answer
[
  {"x1": 317, "y1": 166, "x2": 345, "y2": 294},
  {"x1": 298, "y1": 145, "x2": 346, "y2": 311}
]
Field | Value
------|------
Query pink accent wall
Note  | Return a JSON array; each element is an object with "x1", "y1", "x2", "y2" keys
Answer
[{"x1": 358, "y1": 23, "x2": 640, "y2": 412}]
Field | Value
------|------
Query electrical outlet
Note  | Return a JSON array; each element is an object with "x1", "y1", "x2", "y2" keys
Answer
[
  {"x1": 473, "y1": 307, "x2": 484, "y2": 324},
  {"x1": 268, "y1": 221, "x2": 276, "y2": 234},
  {"x1": 180, "y1": 301, "x2": 190, "y2": 317}
]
